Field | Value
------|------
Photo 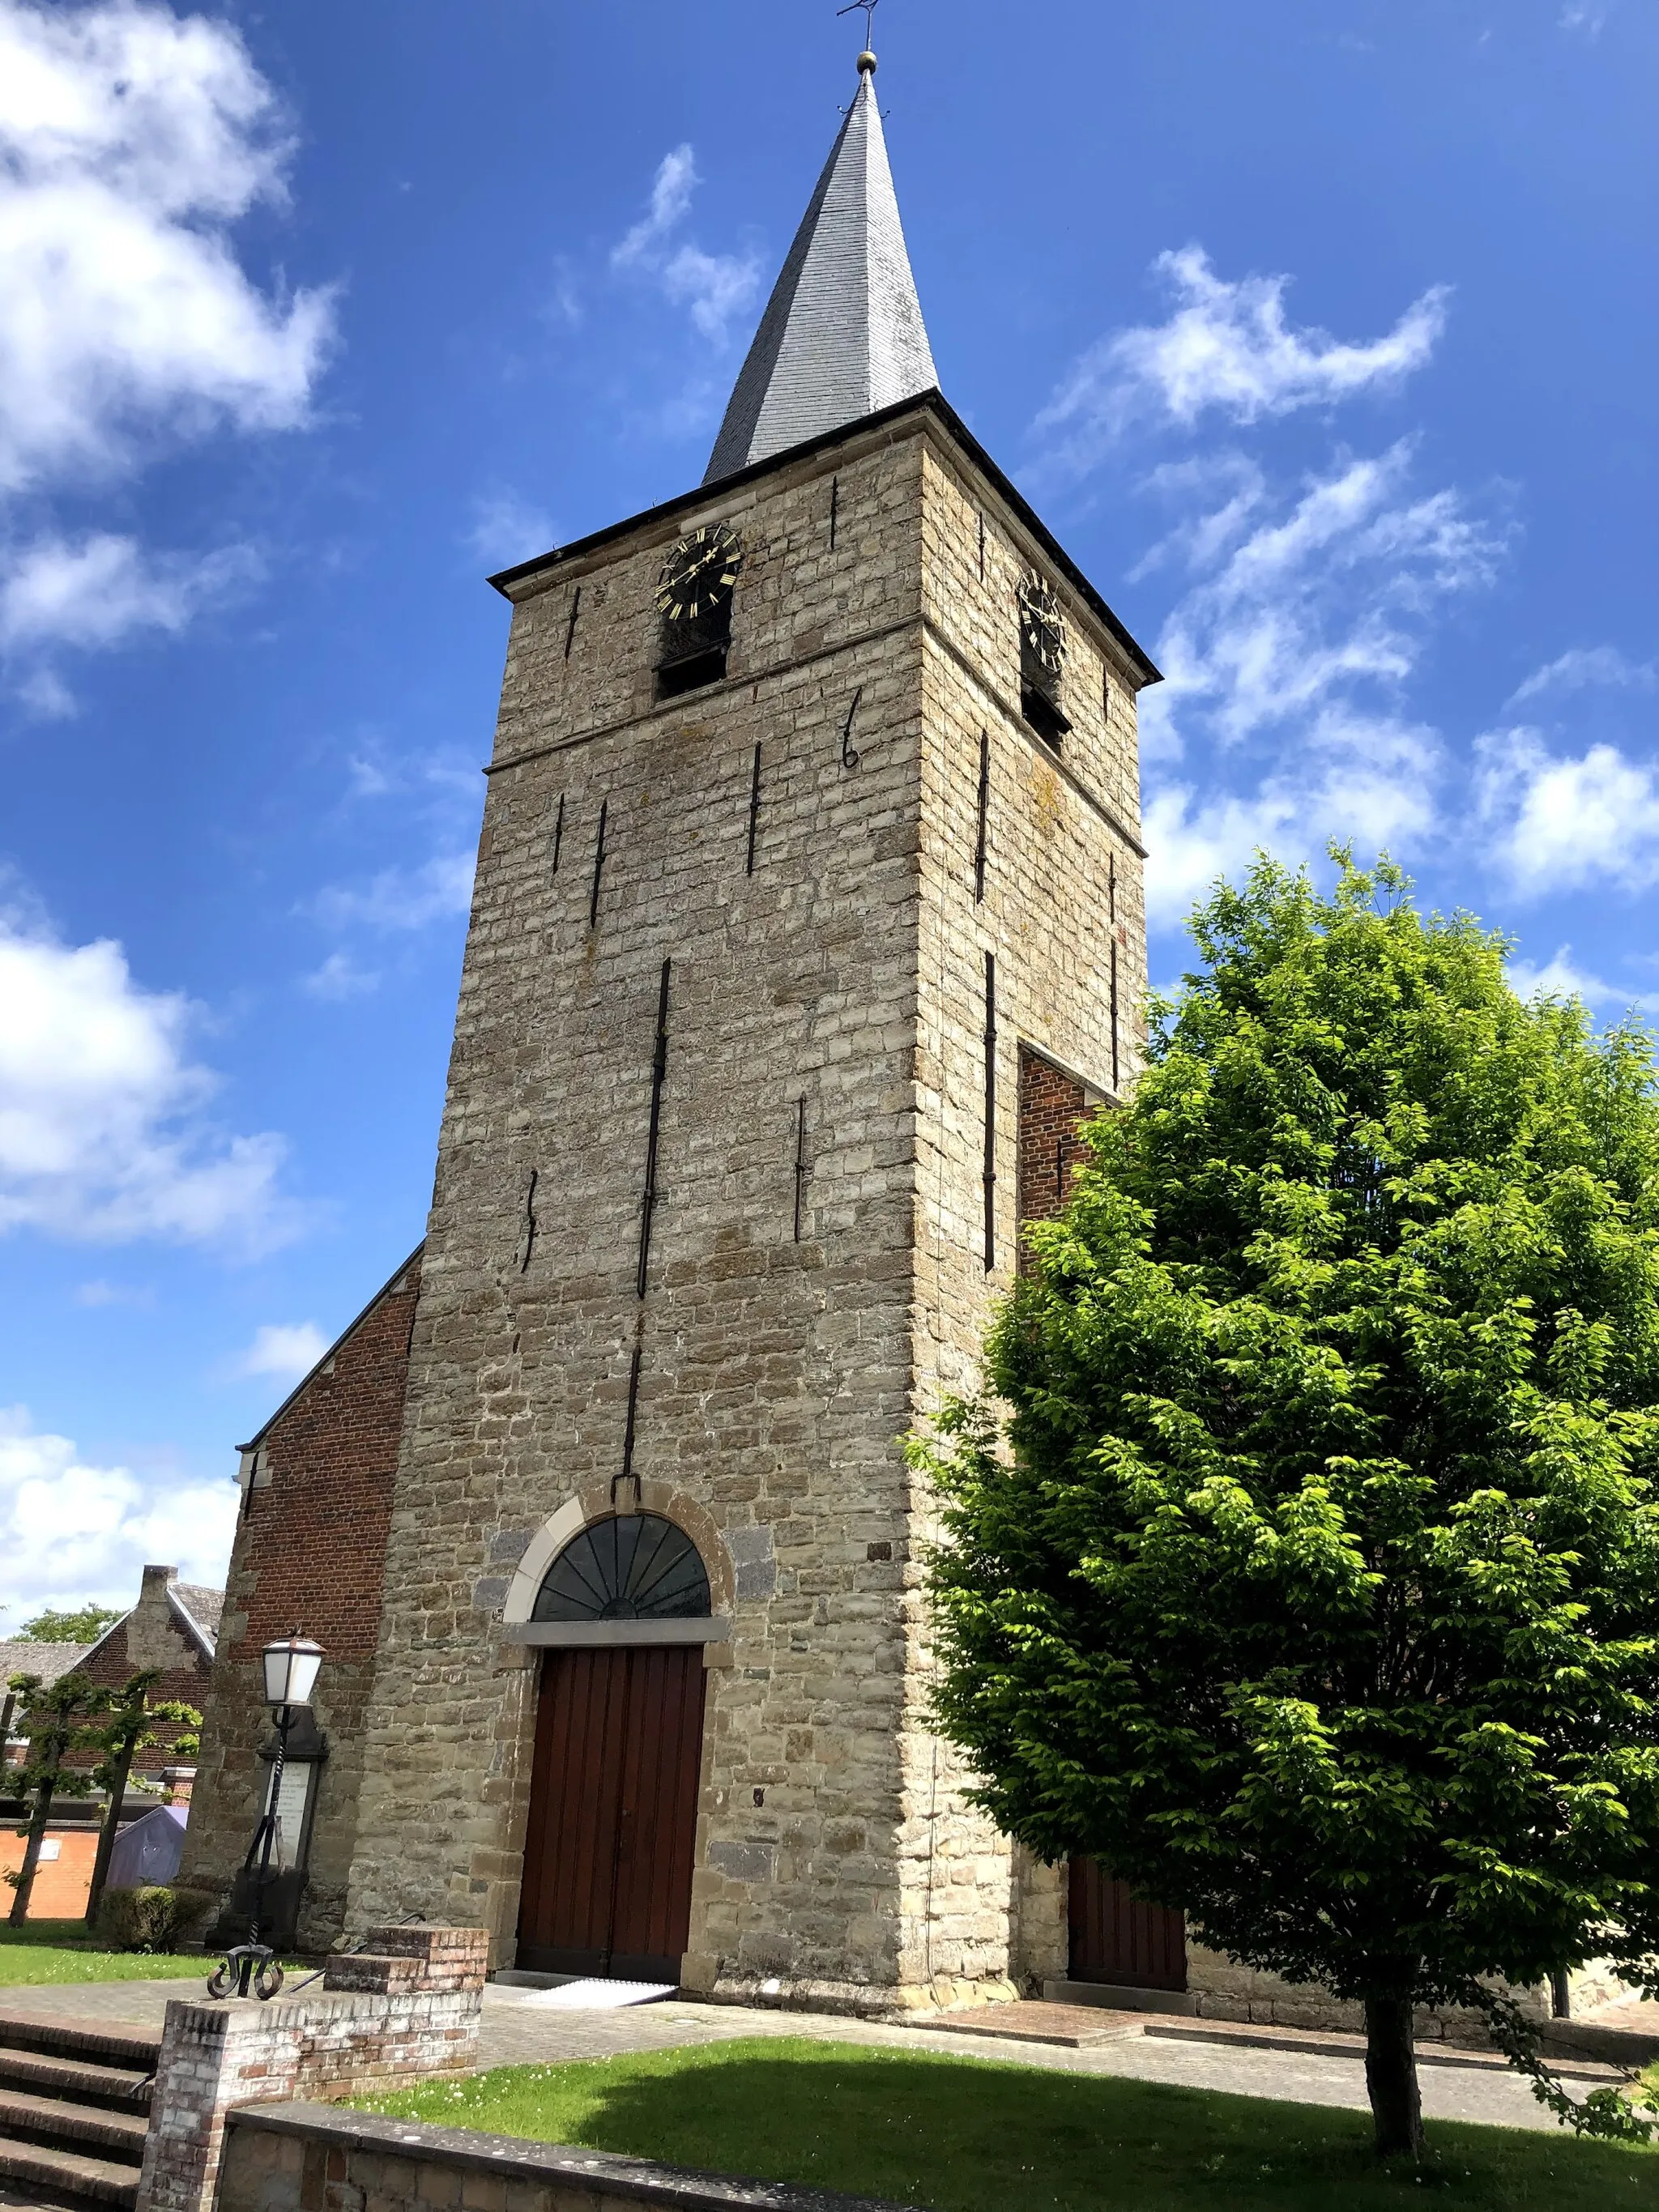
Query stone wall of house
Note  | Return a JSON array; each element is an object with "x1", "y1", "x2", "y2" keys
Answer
[
  {"x1": 338, "y1": 403, "x2": 1156, "y2": 2010},
  {"x1": 73, "y1": 1566, "x2": 215, "y2": 1782},
  {"x1": 177, "y1": 1253, "x2": 423, "y2": 1953}
]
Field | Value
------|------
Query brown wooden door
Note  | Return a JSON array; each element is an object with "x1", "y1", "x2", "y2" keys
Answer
[
  {"x1": 518, "y1": 1646, "x2": 706, "y2": 1982},
  {"x1": 1068, "y1": 1856, "x2": 1188, "y2": 1991}
]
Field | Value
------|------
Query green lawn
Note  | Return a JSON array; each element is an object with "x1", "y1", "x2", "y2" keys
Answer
[
  {"x1": 0, "y1": 1920, "x2": 219, "y2": 1986},
  {"x1": 353, "y1": 2039, "x2": 1658, "y2": 2211}
]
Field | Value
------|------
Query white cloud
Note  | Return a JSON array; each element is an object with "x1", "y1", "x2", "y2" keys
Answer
[
  {"x1": 612, "y1": 144, "x2": 759, "y2": 344},
  {"x1": 465, "y1": 492, "x2": 555, "y2": 569},
  {"x1": 0, "y1": 531, "x2": 258, "y2": 651},
  {"x1": 1147, "y1": 443, "x2": 1503, "y2": 757},
  {"x1": 1506, "y1": 645, "x2": 1655, "y2": 706},
  {"x1": 234, "y1": 1322, "x2": 326, "y2": 1383},
  {"x1": 1144, "y1": 713, "x2": 1442, "y2": 927},
  {"x1": 1038, "y1": 247, "x2": 1448, "y2": 462},
  {"x1": 309, "y1": 850, "x2": 476, "y2": 934},
  {"x1": 75, "y1": 1278, "x2": 156, "y2": 1309},
  {"x1": 612, "y1": 145, "x2": 697, "y2": 269},
  {"x1": 301, "y1": 950, "x2": 379, "y2": 1001},
  {"x1": 0, "y1": 906, "x2": 298, "y2": 1250},
  {"x1": 1559, "y1": 3, "x2": 1611, "y2": 33},
  {"x1": 1476, "y1": 730, "x2": 1659, "y2": 894},
  {"x1": 0, "y1": 0, "x2": 333, "y2": 496},
  {"x1": 0, "y1": 1406, "x2": 237, "y2": 1620},
  {"x1": 1507, "y1": 944, "x2": 1659, "y2": 1011}
]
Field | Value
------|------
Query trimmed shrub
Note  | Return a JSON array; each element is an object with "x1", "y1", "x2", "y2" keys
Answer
[{"x1": 96, "y1": 1886, "x2": 186, "y2": 1954}]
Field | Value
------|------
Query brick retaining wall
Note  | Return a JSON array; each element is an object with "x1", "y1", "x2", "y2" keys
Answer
[
  {"x1": 135, "y1": 1927, "x2": 485, "y2": 2212},
  {"x1": 220, "y1": 2102, "x2": 919, "y2": 2212}
]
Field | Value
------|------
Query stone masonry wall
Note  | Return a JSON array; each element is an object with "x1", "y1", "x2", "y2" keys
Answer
[
  {"x1": 893, "y1": 433, "x2": 1150, "y2": 2002},
  {"x1": 135, "y1": 1926, "x2": 486, "y2": 2212},
  {"x1": 344, "y1": 422, "x2": 935, "y2": 2008},
  {"x1": 75, "y1": 1567, "x2": 215, "y2": 1780},
  {"x1": 179, "y1": 1255, "x2": 423, "y2": 1954},
  {"x1": 340, "y1": 403, "x2": 1158, "y2": 2011}
]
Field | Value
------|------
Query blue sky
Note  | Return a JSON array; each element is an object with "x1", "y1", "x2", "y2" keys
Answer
[{"x1": 1, "y1": 0, "x2": 1653, "y2": 1617}]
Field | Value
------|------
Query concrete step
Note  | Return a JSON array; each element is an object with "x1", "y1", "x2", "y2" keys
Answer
[
  {"x1": 0, "y1": 2091, "x2": 146, "y2": 2167},
  {"x1": 0, "y1": 2057, "x2": 149, "y2": 2121},
  {"x1": 0, "y1": 2140, "x2": 139, "y2": 2212},
  {"x1": 0, "y1": 2029, "x2": 156, "y2": 2082}
]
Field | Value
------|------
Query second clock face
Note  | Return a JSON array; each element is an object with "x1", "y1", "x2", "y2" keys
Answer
[
  {"x1": 657, "y1": 523, "x2": 742, "y2": 624},
  {"x1": 1018, "y1": 574, "x2": 1067, "y2": 677}
]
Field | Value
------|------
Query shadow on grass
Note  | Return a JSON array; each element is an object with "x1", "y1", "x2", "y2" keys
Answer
[{"x1": 360, "y1": 2039, "x2": 1658, "y2": 2212}]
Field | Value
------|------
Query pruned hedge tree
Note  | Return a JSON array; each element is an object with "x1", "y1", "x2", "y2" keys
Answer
[{"x1": 917, "y1": 857, "x2": 1659, "y2": 2160}]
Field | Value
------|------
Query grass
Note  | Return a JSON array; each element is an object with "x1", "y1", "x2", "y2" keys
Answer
[
  {"x1": 352, "y1": 2038, "x2": 1659, "y2": 2211},
  {"x1": 0, "y1": 1920, "x2": 224, "y2": 1986}
]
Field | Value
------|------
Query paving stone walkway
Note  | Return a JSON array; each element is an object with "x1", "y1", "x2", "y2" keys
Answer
[{"x1": 4, "y1": 1974, "x2": 1640, "y2": 2139}]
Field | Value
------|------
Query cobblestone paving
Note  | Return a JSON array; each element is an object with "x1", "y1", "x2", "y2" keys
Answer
[{"x1": 0, "y1": 1977, "x2": 1619, "y2": 2137}]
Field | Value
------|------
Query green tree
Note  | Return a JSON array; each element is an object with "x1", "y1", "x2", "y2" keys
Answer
[
  {"x1": 15, "y1": 1605, "x2": 122, "y2": 1645},
  {"x1": 83, "y1": 1672, "x2": 202, "y2": 1926},
  {"x1": 5, "y1": 1671, "x2": 106, "y2": 1924},
  {"x1": 917, "y1": 857, "x2": 1659, "y2": 2163}
]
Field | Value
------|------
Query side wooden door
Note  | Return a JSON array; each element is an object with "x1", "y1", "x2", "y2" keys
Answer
[
  {"x1": 518, "y1": 1646, "x2": 706, "y2": 1982},
  {"x1": 1068, "y1": 1856, "x2": 1188, "y2": 1992}
]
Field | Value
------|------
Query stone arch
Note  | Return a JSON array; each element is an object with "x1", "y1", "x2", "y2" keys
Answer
[{"x1": 502, "y1": 1481, "x2": 735, "y2": 1625}]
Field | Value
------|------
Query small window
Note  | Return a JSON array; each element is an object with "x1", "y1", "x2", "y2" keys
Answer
[{"x1": 533, "y1": 1514, "x2": 711, "y2": 1622}]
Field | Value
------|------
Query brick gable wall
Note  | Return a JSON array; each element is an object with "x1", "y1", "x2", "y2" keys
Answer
[
  {"x1": 177, "y1": 1251, "x2": 422, "y2": 1950},
  {"x1": 1017, "y1": 1047, "x2": 1094, "y2": 1257}
]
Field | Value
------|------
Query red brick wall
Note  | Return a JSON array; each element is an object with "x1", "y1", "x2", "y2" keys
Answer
[
  {"x1": 1017, "y1": 1047, "x2": 1093, "y2": 1260},
  {"x1": 234, "y1": 1251, "x2": 422, "y2": 1660},
  {"x1": 179, "y1": 1250, "x2": 423, "y2": 1950}
]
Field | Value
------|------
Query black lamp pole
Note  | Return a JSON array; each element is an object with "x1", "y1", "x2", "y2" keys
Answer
[{"x1": 208, "y1": 1634, "x2": 322, "y2": 2003}]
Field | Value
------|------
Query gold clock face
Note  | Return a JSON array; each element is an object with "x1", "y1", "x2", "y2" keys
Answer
[
  {"x1": 657, "y1": 523, "x2": 742, "y2": 623},
  {"x1": 1018, "y1": 574, "x2": 1067, "y2": 677}
]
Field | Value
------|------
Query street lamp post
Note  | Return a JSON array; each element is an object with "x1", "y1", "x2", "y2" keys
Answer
[{"x1": 208, "y1": 1634, "x2": 323, "y2": 2001}]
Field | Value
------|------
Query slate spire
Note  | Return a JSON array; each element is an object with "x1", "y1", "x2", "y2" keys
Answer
[{"x1": 703, "y1": 50, "x2": 938, "y2": 486}]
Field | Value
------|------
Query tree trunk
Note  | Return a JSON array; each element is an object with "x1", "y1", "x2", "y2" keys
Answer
[
  {"x1": 8, "y1": 1779, "x2": 55, "y2": 1926},
  {"x1": 84, "y1": 1733, "x2": 139, "y2": 1929},
  {"x1": 1364, "y1": 1993, "x2": 1425, "y2": 2161}
]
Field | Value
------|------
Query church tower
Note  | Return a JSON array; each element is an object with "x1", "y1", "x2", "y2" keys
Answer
[{"x1": 339, "y1": 45, "x2": 1158, "y2": 2009}]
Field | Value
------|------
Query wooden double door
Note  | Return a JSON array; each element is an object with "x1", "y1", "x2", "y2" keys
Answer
[
  {"x1": 518, "y1": 1646, "x2": 706, "y2": 1982},
  {"x1": 1068, "y1": 1856, "x2": 1188, "y2": 1992}
]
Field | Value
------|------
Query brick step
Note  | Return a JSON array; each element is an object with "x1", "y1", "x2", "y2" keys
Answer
[
  {"x1": 0, "y1": 2139, "x2": 139, "y2": 2212},
  {"x1": 0, "y1": 2091, "x2": 147, "y2": 2166},
  {"x1": 0, "y1": 2027, "x2": 157, "y2": 2080},
  {"x1": 0, "y1": 2056, "x2": 150, "y2": 2120}
]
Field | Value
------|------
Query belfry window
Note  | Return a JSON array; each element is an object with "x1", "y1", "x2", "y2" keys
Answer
[
  {"x1": 655, "y1": 522, "x2": 742, "y2": 701},
  {"x1": 1017, "y1": 573, "x2": 1071, "y2": 748},
  {"x1": 532, "y1": 1514, "x2": 711, "y2": 1622}
]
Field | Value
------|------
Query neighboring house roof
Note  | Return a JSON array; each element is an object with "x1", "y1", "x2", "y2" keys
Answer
[
  {"x1": 705, "y1": 54, "x2": 937, "y2": 485},
  {"x1": 168, "y1": 1583, "x2": 223, "y2": 1660},
  {"x1": 0, "y1": 1641, "x2": 94, "y2": 1690}
]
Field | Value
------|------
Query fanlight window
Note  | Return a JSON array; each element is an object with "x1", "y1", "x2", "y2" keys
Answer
[{"x1": 532, "y1": 1515, "x2": 710, "y2": 1622}]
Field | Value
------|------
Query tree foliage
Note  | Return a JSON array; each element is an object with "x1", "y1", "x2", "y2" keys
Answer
[
  {"x1": 917, "y1": 857, "x2": 1659, "y2": 2153},
  {"x1": 14, "y1": 1605, "x2": 122, "y2": 1646}
]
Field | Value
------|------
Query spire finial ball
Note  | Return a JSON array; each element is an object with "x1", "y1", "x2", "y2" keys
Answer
[{"x1": 857, "y1": 49, "x2": 878, "y2": 73}]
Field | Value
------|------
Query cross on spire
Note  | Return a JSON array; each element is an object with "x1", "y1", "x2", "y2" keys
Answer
[{"x1": 837, "y1": 0, "x2": 880, "y2": 59}]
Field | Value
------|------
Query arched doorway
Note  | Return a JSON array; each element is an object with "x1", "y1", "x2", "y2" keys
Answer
[{"x1": 516, "y1": 1515, "x2": 714, "y2": 1981}]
